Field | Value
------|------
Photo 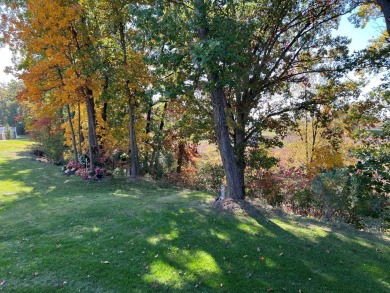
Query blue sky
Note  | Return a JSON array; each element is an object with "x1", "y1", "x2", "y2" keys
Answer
[
  {"x1": 335, "y1": 14, "x2": 385, "y2": 52},
  {"x1": 0, "y1": 14, "x2": 386, "y2": 84},
  {"x1": 0, "y1": 45, "x2": 13, "y2": 83}
]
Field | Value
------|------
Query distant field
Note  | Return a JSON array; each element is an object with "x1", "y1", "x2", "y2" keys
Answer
[{"x1": 0, "y1": 139, "x2": 389, "y2": 292}]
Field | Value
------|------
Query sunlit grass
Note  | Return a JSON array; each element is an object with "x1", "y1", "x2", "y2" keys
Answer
[{"x1": 0, "y1": 139, "x2": 389, "y2": 292}]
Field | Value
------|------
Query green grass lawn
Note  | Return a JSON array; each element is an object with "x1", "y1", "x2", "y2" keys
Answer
[{"x1": 0, "y1": 139, "x2": 389, "y2": 292}]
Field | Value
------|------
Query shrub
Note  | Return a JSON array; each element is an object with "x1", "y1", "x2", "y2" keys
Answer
[
  {"x1": 251, "y1": 166, "x2": 315, "y2": 215},
  {"x1": 249, "y1": 169, "x2": 283, "y2": 205},
  {"x1": 28, "y1": 116, "x2": 65, "y2": 164},
  {"x1": 64, "y1": 159, "x2": 108, "y2": 181},
  {"x1": 195, "y1": 162, "x2": 225, "y2": 193},
  {"x1": 312, "y1": 166, "x2": 389, "y2": 229},
  {"x1": 64, "y1": 160, "x2": 83, "y2": 175},
  {"x1": 113, "y1": 167, "x2": 127, "y2": 178},
  {"x1": 75, "y1": 167, "x2": 90, "y2": 180},
  {"x1": 74, "y1": 166, "x2": 108, "y2": 181},
  {"x1": 94, "y1": 167, "x2": 106, "y2": 179},
  {"x1": 4, "y1": 124, "x2": 13, "y2": 140},
  {"x1": 312, "y1": 168, "x2": 355, "y2": 222}
]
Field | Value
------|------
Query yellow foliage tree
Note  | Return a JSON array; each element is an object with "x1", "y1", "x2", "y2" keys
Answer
[{"x1": 281, "y1": 116, "x2": 347, "y2": 176}]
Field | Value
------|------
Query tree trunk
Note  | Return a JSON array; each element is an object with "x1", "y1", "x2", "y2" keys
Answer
[
  {"x1": 211, "y1": 86, "x2": 245, "y2": 200},
  {"x1": 128, "y1": 97, "x2": 140, "y2": 178},
  {"x1": 143, "y1": 104, "x2": 153, "y2": 173},
  {"x1": 66, "y1": 104, "x2": 78, "y2": 162},
  {"x1": 85, "y1": 90, "x2": 99, "y2": 173},
  {"x1": 376, "y1": 0, "x2": 390, "y2": 36},
  {"x1": 102, "y1": 102, "x2": 108, "y2": 123},
  {"x1": 77, "y1": 102, "x2": 83, "y2": 156},
  {"x1": 176, "y1": 140, "x2": 185, "y2": 173}
]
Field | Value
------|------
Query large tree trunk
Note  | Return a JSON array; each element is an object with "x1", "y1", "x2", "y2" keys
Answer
[
  {"x1": 176, "y1": 140, "x2": 185, "y2": 173},
  {"x1": 211, "y1": 86, "x2": 245, "y2": 200},
  {"x1": 195, "y1": 0, "x2": 244, "y2": 200},
  {"x1": 85, "y1": 90, "x2": 99, "y2": 173},
  {"x1": 128, "y1": 97, "x2": 140, "y2": 178},
  {"x1": 77, "y1": 102, "x2": 83, "y2": 156},
  {"x1": 376, "y1": 0, "x2": 390, "y2": 36},
  {"x1": 65, "y1": 104, "x2": 78, "y2": 162},
  {"x1": 142, "y1": 104, "x2": 153, "y2": 174}
]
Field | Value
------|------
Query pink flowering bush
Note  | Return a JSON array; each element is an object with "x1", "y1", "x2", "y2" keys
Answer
[
  {"x1": 64, "y1": 160, "x2": 83, "y2": 175},
  {"x1": 94, "y1": 167, "x2": 106, "y2": 179},
  {"x1": 64, "y1": 160, "x2": 108, "y2": 180},
  {"x1": 74, "y1": 167, "x2": 108, "y2": 181},
  {"x1": 75, "y1": 167, "x2": 90, "y2": 180}
]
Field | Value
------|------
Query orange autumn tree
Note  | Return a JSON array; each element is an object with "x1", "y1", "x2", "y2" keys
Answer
[
  {"x1": 2, "y1": 0, "x2": 151, "y2": 176},
  {"x1": 89, "y1": 0, "x2": 151, "y2": 177},
  {"x1": 3, "y1": 0, "x2": 107, "y2": 172}
]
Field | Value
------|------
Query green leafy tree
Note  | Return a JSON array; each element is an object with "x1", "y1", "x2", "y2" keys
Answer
[
  {"x1": 0, "y1": 80, "x2": 24, "y2": 133},
  {"x1": 138, "y1": 0, "x2": 360, "y2": 200}
]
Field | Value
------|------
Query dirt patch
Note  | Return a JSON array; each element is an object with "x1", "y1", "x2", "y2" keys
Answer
[{"x1": 212, "y1": 198, "x2": 244, "y2": 212}]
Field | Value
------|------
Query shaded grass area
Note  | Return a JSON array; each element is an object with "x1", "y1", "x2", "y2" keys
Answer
[{"x1": 0, "y1": 139, "x2": 389, "y2": 292}]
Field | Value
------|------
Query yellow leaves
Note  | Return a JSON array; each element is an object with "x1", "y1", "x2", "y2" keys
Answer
[
  {"x1": 62, "y1": 103, "x2": 88, "y2": 154},
  {"x1": 309, "y1": 145, "x2": 344, "y2": 174},
  {"x1": 280, "y1": 119, "x2": 347, "y2": 176}
]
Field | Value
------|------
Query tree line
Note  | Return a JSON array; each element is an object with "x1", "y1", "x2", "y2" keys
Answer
[{"x1": 0, "y1": 0, "x2": 389, "y2": 202}]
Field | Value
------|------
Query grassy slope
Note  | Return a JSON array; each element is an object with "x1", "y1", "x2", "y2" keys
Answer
[{"x1": 0, "y1": 139, "x2": 389, "y2": 293}]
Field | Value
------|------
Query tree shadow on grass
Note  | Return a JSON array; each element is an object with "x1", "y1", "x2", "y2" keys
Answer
[
  {"x1": 3, "y1": 194, "x2": 389, "y2": 292},
  {"x1": 0, "y1": 155, "x2": 45, "y2": 205},
  {"x1": 136, "y1": 211, "x2": 387, "y2": 292}
]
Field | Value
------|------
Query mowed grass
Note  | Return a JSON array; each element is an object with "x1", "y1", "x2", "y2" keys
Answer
[{"x1": 0, "y1": 139, "x2": 389, "y2": 292}]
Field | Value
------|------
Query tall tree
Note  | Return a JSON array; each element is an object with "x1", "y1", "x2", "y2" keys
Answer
[
  {"x1": 193, "y1": 0, "x2": 245, "y2": 200},
  {"x1": 1, "y1": 0, "x2": 106, "y2": 172},
  {"x1": 0, "y1": 80, "x2": 24, "y2": 131},
  {"x1": 94, "y1": 0, "x2": 150, "y2": 178},
  {"x1": 138, "y1": 0, "x2": 359, "y2": 200}
]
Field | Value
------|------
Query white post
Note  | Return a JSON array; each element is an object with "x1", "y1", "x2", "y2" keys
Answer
[{"x1": 220, "y1": 185, "x2": 225, "y2": 200}]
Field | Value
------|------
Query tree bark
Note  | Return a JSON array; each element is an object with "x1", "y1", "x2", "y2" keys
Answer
[
  {"x1": 66, "y1": 104, "x2": 78, "y2": 162},
  {"x1": 143, "y1": 104, "x2": 153, "y2": 174},
  {"x1": 176, "y1": 140, "x2": 185, "y2": 173},
  {"x1": 376, "y1": 0, "x2": 390, "y2": 36},
  {"x1": 77, "y1": 102, "x2": 83, "y2": 156},
  {"x1": 211, "y1": 86, "x2": 245, "y2": 200},
  {"x1": 128, "y1": 97, "x2": 140, "y2": 178},
  {"x1": 85, "y1": 90, "x2": 99, "y2": 173}
]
